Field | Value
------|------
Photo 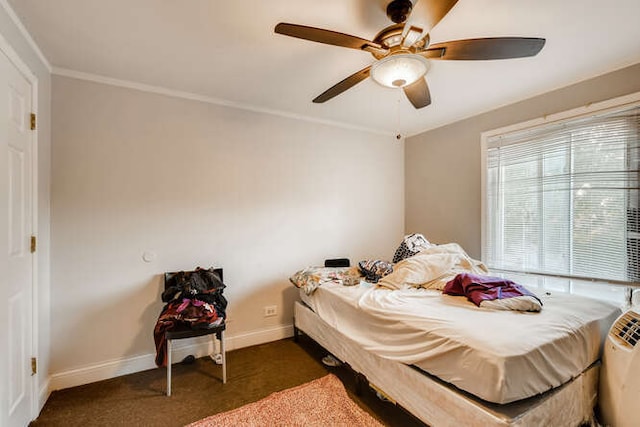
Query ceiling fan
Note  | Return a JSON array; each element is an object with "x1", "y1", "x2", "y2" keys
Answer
[{"x1": 274, "y1": 0, "x2": 545, "y2": 109}]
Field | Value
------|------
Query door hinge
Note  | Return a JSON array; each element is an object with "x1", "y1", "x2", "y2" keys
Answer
[
  {"x1": 30, "y1": 113, "x2": 36, "y2": 130},
  {"x1": 30, "y1": 235, "x2": 36, "y2": 253},
  {"x1": 31, "y1": 357, "x2": 37, "y2": 375}
]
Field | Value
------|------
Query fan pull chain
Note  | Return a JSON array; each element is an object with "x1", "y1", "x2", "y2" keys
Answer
[{"x1": 395, "y1": 94, "x2": 402, "y2": 140}]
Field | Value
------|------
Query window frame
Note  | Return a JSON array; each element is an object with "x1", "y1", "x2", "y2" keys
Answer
[{"x1": 481, "y1": 91, "x2": 640, "y2": 286}]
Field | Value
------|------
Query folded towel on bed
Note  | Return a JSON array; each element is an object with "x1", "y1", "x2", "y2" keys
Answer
[{"x1": 443, "y1": 273, "x2": 542, "y2": 312}]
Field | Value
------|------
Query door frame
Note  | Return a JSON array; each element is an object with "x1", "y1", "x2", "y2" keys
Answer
[{"x1": 0, "y1": 31, "x2": 40, "y2": 421}]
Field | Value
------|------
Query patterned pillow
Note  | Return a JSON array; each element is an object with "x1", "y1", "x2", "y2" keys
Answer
[
  {"x1": 289, "y1": 267, "x2": 360, "y2": 295},
  {"x1": 358, "y1": 260, "x2": 393, "y2": 283},
  {"x1": 392, "y1": 233, "x2": 433, "y2": 263}
]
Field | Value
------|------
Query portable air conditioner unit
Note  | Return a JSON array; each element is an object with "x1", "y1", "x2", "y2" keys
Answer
[{"x1": 599, "y1": 309, "x2": 640, "y2": 427}]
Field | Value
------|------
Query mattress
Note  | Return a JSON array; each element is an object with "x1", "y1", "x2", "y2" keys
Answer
[{"x1": 299, "y1": 282, "x2": 621, "y2": 404}]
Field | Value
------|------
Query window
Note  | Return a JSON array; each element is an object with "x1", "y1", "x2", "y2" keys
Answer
[{"x1": 482, "y1": 98, "x2": 640, "y2": 286}]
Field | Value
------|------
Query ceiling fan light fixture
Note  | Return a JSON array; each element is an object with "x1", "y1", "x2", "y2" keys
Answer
[{"x1": 370, "y1": 54, "x2": 429, "y2": 88}]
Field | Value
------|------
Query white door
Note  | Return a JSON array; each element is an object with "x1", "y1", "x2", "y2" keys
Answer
[{"x1": 0, "y1": 47, "x2": 34, "y2": 427}]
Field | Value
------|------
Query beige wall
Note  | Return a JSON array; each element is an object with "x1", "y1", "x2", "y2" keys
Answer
[
  {"x1": 0, "y1": 3, "x2": 52, "y2": 412},
  {"x1": 51, "y1": 75, "x2": 404, "y2": 380},
  {"x1": 405, "y1": 62, "x2": 640, "y2": 259}
]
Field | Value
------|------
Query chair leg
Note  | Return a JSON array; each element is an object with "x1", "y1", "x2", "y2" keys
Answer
[
  {"x1": 220, "y1": 330, "x2": 226, "y2": 384},
  {"x1": 166, "y1": 339, "x2": 172, "y2": 396}
]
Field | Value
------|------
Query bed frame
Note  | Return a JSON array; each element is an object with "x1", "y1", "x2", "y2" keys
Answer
[{"x1": 294, "y1": 300, "x2": 598, "y2": 427}]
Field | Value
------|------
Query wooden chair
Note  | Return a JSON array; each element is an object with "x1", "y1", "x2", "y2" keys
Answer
[{"x1": 164, "y1": 268, "x2": 226, "y2": 396}]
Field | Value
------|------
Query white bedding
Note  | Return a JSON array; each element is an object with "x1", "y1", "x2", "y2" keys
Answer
[
  {"x1": 377, "y1": 243, "x2": 489, "y2": 290},
  {"x1": 300, "y1": 281, "x2": 621, "y2": 404}
]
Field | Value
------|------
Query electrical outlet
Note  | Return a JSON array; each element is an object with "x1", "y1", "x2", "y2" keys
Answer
[{"x1": 264, "y1": 305, "x2": 277, "y2": 317}]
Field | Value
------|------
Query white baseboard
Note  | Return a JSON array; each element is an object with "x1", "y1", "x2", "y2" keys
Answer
[
  {"x1": 227, "y1": 323, "x2": 294, "y2": 350},
  {"x1": 48, "y1": 324, "x2": 294, "y2": 392},
  {"x1": 38, "y1": 377, "x2": 51, "y2": 412}
]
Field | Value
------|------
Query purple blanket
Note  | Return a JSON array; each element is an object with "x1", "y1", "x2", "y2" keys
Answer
[{"x1": 443, "y1": 273, "x2": 541, "y2": 307}]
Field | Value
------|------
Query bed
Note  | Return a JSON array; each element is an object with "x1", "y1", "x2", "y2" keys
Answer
[{"x1": 290, "y1": 244, "x2": 622, "y2": 426}]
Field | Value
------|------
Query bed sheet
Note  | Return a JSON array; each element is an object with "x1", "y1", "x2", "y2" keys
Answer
[{"x1": 300, "y1": 282, "x2": 620, "y2": 404}]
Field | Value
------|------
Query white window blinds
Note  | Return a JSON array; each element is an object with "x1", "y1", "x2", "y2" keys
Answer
[{"x1": 484, "y1": 104, "x2": 640, "y2": 283}]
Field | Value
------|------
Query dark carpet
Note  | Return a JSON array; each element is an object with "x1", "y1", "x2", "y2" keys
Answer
[{"x1": 31, "y1": 336, "x2": 425, "y2": 427}]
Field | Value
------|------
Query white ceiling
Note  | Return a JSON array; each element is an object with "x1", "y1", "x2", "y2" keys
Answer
[{"x1": 8, "y1": 0, "x2": 640, "y2": 137}]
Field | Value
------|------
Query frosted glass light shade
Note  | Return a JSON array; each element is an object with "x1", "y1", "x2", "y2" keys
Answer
[{"x1": 370, "y1": 54, "x2": 429, "y2": 88}]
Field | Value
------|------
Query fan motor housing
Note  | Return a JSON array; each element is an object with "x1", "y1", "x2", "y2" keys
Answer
[
  {"x1": 372, "y1": 24, "x2": 429, "y2": 60},
  {"x1": 386, "y1": 0, "x2": 413, "y2": 23}
]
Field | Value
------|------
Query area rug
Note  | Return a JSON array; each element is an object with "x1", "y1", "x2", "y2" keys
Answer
[{"x1": 186, "y1": 374, "x2": 383, "y2": 426}]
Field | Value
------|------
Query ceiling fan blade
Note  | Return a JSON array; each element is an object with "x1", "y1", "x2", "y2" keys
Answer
[
  {"x1": 422, "y1": 37, "x2": 546, "y2": 60},
  {"x1": 403, "y1": 77, "x2": 431, "y2": 109},
  {"x1": 313, "y1": 66, "x2": 371, "y2": 104},
  {"x1": 410, "y1": 0, "x2": 459, "y2": 32},
  {"x1": 275, "y1": 23, "x2": 387, "y2": 55}
]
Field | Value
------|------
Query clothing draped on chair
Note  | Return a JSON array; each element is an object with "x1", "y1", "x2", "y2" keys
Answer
[{"x1": 153, "y1": 267, "x2": 227, "y2": 367}]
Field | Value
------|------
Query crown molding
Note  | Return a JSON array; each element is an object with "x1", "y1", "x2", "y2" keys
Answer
[
  {"x1": 0, "y1": 0, "x2": 51, "y2": 72},
  {"x1": 52, "y1": 67, "x2": 393, "y2": 137}
]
